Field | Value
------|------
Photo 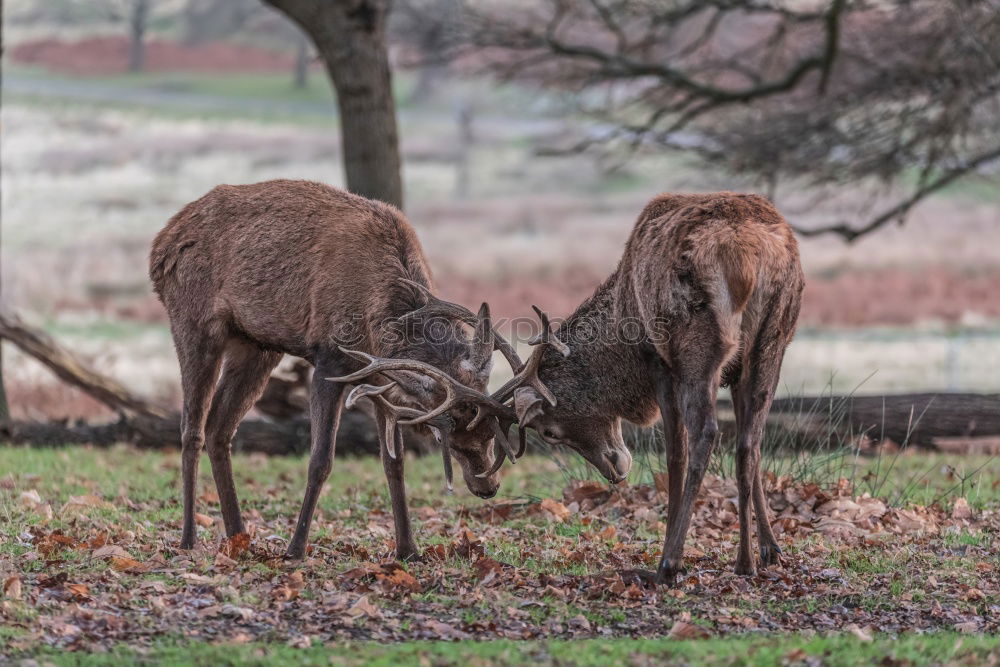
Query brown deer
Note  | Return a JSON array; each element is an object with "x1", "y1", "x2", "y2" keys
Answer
[
  {"x1": 149, "y1": 179, "x2": 547, "y2": 561},
  {"x1": 509, "y1": 192, "x2": 804, "y2": 583}
]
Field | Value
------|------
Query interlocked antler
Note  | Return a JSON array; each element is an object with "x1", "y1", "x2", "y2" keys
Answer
[
  {"x1": 491, "y1": 305, "x2": 570, "y2": 406},
  {"x1": 345, "y1": 382, "x2": 459, "y2": 491},
  {"x1": 330, "y1": 350, "x2": 520, "y2": 465},
  {"x1": 477, "y1": 305, "x2": 570, "y2": 467},
  {"x1": 331, "y1": 348, "x2": 517, "y2": 430}
]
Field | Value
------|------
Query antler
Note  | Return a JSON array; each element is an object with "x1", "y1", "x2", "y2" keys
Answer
[
  {"x1": 330, "y1": 348, "x2": 517, "y2": 431},
  {"x1": 491, "y1": 305, "x2": 570, "y2": 406},
  {"x1": 330, "y1": 301, "x2": 569, "y2": 481},
  {"x1": 478, "y1": 305, "x2": 569, "y2": 462},
  {"x1": 346, "y1": 382, "x2": 460, "y2": 491},
  {"x1": 397, "y1": 278, "x2": 522, "y2": 372}
]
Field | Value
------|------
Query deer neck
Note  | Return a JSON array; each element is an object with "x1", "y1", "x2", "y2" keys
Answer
[{"x1": 551, "y1": 274, "x2": 659, "y2": 424}]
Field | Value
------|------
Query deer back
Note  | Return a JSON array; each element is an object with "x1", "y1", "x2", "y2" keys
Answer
[{"x1": 149, "y1": 179, "x2": 431, "y2": 357}]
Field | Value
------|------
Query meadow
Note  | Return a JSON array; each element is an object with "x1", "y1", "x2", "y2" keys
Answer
[{"x1": 1, "y1": 444, "x2": 997, "y2": 664}]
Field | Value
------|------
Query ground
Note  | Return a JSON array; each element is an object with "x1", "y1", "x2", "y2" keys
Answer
[{"x1": 1, "y1": 445, "x2": 997, "y2": 664}]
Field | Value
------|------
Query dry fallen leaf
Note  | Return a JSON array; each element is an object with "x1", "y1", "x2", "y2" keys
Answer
[
  {"x1": 93, "y1": 545, "x2": 131, "y2": 559},
  {"x1": 195, "y1": 513, "x2": 215, "y2": 527},
  {"x1": 214, "y1": 551, "x2": 238, "y2": 570},
  {"x1": 220, "y1": 532, "x2": 251, "y2": 560},
  {"x1": 345, "y1": 595, "x2": 380, "y2": 619},
  {"x1": 540, "y1": 498, "x2": 571, "y2": 522},
  {"x1": 62, "y1": 494, "x2": 114, "y2": 513},
  {"x1": 3, "y1": 576, "x2": 22, "y2": 600},
  {"x1": 110, "y1": 556, "x2": 149, "y2": 573},
  {"x1": 951, "y1": 498, "x2": 972, "y2": 520},
  {"x1": 19, "y1": 490, "x2": 43, "y2": 506},
  {"x1": 668, "y1": 620, "x2": 710, "y2": 640},
  {"x1": 846, "y1": 624, "x2": 874, "y2": 642},
  {"x1": 65, "y1": 583, "x2": 90, "y2": 599},
  {"x1": 954, "y1": 621, "x2": 980, "y2": 634}
]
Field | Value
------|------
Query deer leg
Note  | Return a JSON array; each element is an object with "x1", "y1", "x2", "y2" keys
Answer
[
  {"x1": 732, "y1": 392, "x2": 758, "y2": 576},
  {"x1": 377, "y1": 415, "x2": 419, "y2": 561},
  {"x1": 733, "y1": 348, "x2": 786, "y2": 572},
  {"x1": 753, "y1": 468, "x2": 781, "y2": 566},
  {"x1": 204, "y1": 341, "x2": 282, "y2": 538},
  {"x1": 286, "y1": 353, "x2": 345, "y2": 560},
  {"x1": 657, "y1": 381, "x2": 719, "y2": 585},
  {"x1": 656, "y1": 375, "x2": 687, "y2": 536},
  {"x1": 176, "y1": 333, "x2": 224, "y2": 549}
]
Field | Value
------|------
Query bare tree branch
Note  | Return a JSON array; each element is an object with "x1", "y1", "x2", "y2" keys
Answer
[{"x1": 793, "y1": 145, "x2": 1000, "y2": 242}]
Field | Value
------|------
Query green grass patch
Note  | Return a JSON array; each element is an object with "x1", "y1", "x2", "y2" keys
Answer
[{"x1": 18, "y1": 633, "x2": 1000, "y2": 666}]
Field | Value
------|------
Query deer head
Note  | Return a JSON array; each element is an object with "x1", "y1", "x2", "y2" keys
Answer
[
  {"x1": 328, "y1": 283, "x2": 523, "y2": 498},
  {"x1": 499, "y1": 307, "x2": 633, "y2": 484}
]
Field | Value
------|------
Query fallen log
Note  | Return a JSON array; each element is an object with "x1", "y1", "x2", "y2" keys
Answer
[
  {"x1": 0, "y1": 411, "x2": 389, "y2": 457},
  {"x1": 0, "y1": 312, "x2": 168, "y2": 419},
  {"x1": 768, "y1": 392, "x2": 1000, "y2": 448}
]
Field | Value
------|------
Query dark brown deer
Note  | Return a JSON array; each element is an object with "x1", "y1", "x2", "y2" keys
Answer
[
  {"x1": 509, "y1": 192, "x2": 804, "y2": 583},
  {"x1": 149, "y1": 179, "x2": 533, "y2": 561}
]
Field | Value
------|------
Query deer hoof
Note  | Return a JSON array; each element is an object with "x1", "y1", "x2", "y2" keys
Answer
[
  {"x1": 397, "y1": 547, "x2": 423, "y2": 563},
  {"x1": 656, "y1": 559, "x2": 686, "y2": 587},
  {"x1": 734, "y1": 560, "x2": 757, "y2": 577},
  {"x1": 180, "y1": 532, "x2": 196, "y2": 550},
  {"x1": 759, "y1": 544, "x2": 783, "y2": 567},
  {"x1": 284, "y1": 545, "x2": 307, "y2": 561}
]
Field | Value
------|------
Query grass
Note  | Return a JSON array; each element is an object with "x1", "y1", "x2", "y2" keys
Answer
[
  {"x1": 10, "y1": 633, "x2": 998, "y2": 666},
  {"x1": 0, "y1": 444, "x2": 996, "y2": 658}
]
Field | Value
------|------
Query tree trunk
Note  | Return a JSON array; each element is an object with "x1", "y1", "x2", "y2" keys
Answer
[
  {"x1": 262, "y1": 0, "x2": 404, "y2": 209},
  {"x1": 293, "y1": 29, "x2": 309, "y2": 89},
  {"x1": 0, "y1": 6, "x2": 10, "y2": 425},
  {"x1": 128, "y1": 0, "x2": 150, "y2": 73}
]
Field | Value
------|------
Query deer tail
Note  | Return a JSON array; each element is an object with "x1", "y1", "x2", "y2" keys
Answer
[{"x1": 715, "y1": 234, "x2": 757, "y2": 313}]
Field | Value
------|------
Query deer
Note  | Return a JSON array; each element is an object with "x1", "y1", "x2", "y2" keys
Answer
[
  {"x1": 149, "y1": 179, "x2": 562, "y2": 561},
  {"x1": 507, "y1": 192, "x2": 804, "y2": 584}
]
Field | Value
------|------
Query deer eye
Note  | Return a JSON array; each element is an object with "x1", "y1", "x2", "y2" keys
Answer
[{"x1": 542, "y1": 429, "x2": 557, "y2": 440}]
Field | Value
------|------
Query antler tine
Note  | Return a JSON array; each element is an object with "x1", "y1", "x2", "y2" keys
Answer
[
  {"x1": 328, "y1": 347, "x2": 517, "y2": 430},
  {"x1": 344, "y1": 382, "x2": 413, "y2": 460},
  {"x1": 475, "y1": 417, "x2": 520, "y2": 478},
  {"x1": 527, "y1": 305, "x2": 571, "y2": 357},
  {"x1": 490, "y1": 305, "x2": 569, "y2": 406}
]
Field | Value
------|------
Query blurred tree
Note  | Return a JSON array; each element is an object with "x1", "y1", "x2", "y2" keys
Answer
[
  {"x1": 182, "y1": 0, "x2": 260, "y2": 45},
  {"x1": 292, "y1": 28, "x2": 310, "y2": 89},
  {"x1": 447, "y1": 0, "x2": 1000, "y2": 241},
  {"x1": 262, "y1": 0, "x2": 404, "y2": 209},
  {"x1": 127, "y1": 0, "x2": 150, "y2": 72},
  {"x1": 0, "y1": 0, "x2": 9, "y2": 424},
  {"x1": 391, "y1": 0, "x2": 462, "y2": 103}
]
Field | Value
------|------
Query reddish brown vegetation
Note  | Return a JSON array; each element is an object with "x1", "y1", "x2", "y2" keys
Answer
[
  {"x1": 11, "y1": 37, "x2": 295, "y2": 75},
  {"x1": 442, "y1": 266, "x2": 1000, "y2": 329}
]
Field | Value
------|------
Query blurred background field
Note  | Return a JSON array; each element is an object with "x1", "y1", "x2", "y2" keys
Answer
[{"x1": 2, "y1": 0, "x2": 999, "y2": 424}]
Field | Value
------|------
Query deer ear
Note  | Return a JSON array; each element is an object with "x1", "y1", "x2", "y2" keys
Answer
[
  {"x1": 514, "y1": 387, "x2": 545, "y2": 428},
  {"x1": 473, "y1": 302, "x2": 494, "y2": 367}
]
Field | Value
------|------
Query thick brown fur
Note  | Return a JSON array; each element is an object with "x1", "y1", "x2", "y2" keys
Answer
[
  {"x1": 523, "y1": 192, "x2": 804, "y2": 583},
  {"x1": 151, "y1": 179, "x2": 499, "y2": 561}
]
